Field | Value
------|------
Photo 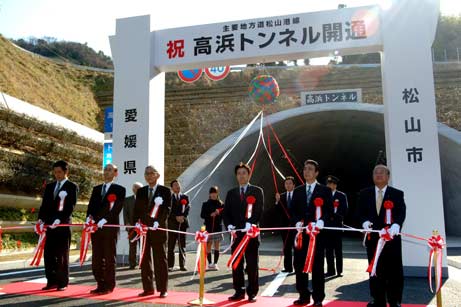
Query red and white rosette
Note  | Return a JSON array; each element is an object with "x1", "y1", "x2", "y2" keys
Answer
[
  {"x1": 150, "y1": 196, "x2": 163, "y2": 218},
  {"x1": 193, "y1": 229, "x2": 209, "y2": 277},
  {"x1": 107, "y1": 194, "x2": 116, "y2": 210},
  {"x1": 131, "y1": 221, "x2": 148, "y2": 265},
  {"x1": 427, "y1": 234, "x2": 445, "y2": 294},
  {"x1": 227, "y1": 225, "x2": 260, "y2": 270},
  {"x1": 181, "y1": 198, "x2": 188, "y2": 214},
  {"x1": 30, "y1": 223, "x2": 47, "y2": 266},
  {"x1": 80, "y1": 218, "x2": 97, "y2": 265},
  {"x1": 333, "y1": 199, "x2": 340, "y2": 214},
  {"x1": 58, "y1": 191, "x2": 67, "y2": 212},
  {"x1": 245, "y1": 195, "x2": 256, "y2": 219},
  {"x1": 383, "y1": 200, "x2": 394, "y2": 225},
  {"x1": 366, "y1": 227, "x2": 393, "y2": 276},
  {"x1": 302, "y1": 223, "x2": 320, "y2": 273},
  {"x1": 314, "y1": 197, "x2": 324, "y2": 221}
]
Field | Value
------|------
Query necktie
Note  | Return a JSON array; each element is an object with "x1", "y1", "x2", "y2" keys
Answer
[
  {"x1": 376, "y1": 189, "x2": 383, "y2": 215},
  {"x1": 149, "y1": 188, "x2": 153, "y2": 202},
  {"x1": 54, "y1": 181, "x2": 61, "y2": 198},
  {"x1": 101, "y1": 184, "x2": 106, "y2": 197},
  {"x1": 306, "y1": 185, "x2": 312, "y2": 204},
  {"x1": 287, "y1": 193, "x2": 292, "y2": 208},
  {"x1": 240, "y1": 187, "x2": 245, "y2": 201}
]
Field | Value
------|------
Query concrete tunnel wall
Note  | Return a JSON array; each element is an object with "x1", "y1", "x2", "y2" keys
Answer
[{"x1": 178, "y1": 103, "x2": 461, "y2": 237}]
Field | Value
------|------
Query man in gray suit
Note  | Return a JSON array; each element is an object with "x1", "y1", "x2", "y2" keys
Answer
[{"x1": 123, "y1": 182, "x2": 143, "y2": 269}]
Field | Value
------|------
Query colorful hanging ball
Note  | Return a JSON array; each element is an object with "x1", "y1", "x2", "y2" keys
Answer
[{"x1": 248, "y1": 74, "x2": 280, "y2": 104}]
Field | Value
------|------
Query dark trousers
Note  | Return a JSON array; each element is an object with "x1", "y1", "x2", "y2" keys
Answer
[
  {"x1": 366, "y1": 235, "x2": 404, "y2": 306},
  {"x1": 141, "y1": 231, "x2": 168, "y2": 293},
  {"x1": 44, "y1": 227, "x2": 71, "y2": 288},
  {"x1": 129, "y1": 239, "x2": 138, "y2": 267},
  {"x1": 293, "y1": 232, "x2": 326, "y2": 303},
  {"x1": 167, "y1": 223, "x2": 186, "y2": 268},
  {"x1": 280, "y1": 229, "x2": 295, "y2": 272},
  {"x1": 231, "y1": 233, "x2": 259, "y2": 296},
  {"x1": 326, "y1": 230, "x2": 343, "y2": 275},
  {"x1": 91, "y1": 229, "x2": 117, "y2": 290}
]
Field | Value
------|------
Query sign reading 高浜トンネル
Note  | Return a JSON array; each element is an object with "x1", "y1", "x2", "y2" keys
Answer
[
  {"x1": 153, "y1": 7, "x2": 381, "y2": 72},
  {"x1": 301, "y1": 89, "x2": 362, "y2": 105}
]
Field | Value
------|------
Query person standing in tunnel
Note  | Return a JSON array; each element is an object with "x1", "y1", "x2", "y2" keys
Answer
[
  {"x1": 359, "y1": 164, "x2": 406, "y2": 307},
  {"x1": 200, "y1": 186, "x2": 225, "y2": 270},
  {"x1": 223, "y1": 162, "x2": 264, "y2": 303},
  {"x1": 168, "y1": 179, "x2": 190, "y2": 271},
  {"x1": 324, "y1": 175, "x2": 348, "y2": 278},
  {"x1": 275, "y1": 176, "x2": 297, "y2": 273},
  {"x1": 292, "y1": 159, "x2": 333, "y2": 307},
  {"x1": 123, "y1": 182, "x2": 143, "y2": 269}
]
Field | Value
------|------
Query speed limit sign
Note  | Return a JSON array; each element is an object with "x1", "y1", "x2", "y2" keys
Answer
[{"x1": 204, "y1": 66, "x2": 230, "y2": 81}]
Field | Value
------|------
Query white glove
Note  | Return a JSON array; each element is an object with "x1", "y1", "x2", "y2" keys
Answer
[
  {"x1": 97, "y1": 218, "x2": 107, "y2": 229},
  {"x1": 49, "y1": 219, "x2": 60, "y2": 229},
  {"x1": 362, "y1": 221, "x2": 373, "y2": 231},
  {"x1": 85, "y1": 216, "x2": 92, "y2": 223},
  {"x1": 295, "y1": 221, "x2": 304, "y2": 232},
  {"x1": 152, "y1": 221, "x2": 159, "y2": 230},
  {"x1": 227, "y1": 224, "x2": 236, "y2": 232},
  {"x1": 316, "y1": 219, "x2": 324, "y2": 230},
  {"x1": 389, "y1": 223, "x2": 400, "y2": 237},
  {"x1": 243, "y1": 222, "x2": 251, "y2": 232}
]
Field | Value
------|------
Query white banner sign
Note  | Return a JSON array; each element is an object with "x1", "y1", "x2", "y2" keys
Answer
[{"x1": 301, "y1": 88, "x2": 362, "y2": 105}]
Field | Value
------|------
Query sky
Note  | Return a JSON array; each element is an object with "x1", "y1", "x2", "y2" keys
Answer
[{"x1": 0, "y1": 0, "x2": 460, "y2": 59}]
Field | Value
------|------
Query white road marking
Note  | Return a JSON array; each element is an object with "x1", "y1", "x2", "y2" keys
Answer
[{"x1": 260, "y1": 271, "x2": 289, "y2": 297}]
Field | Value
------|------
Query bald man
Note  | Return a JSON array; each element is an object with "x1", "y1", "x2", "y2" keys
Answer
[
  {"x1": 86, "y1": 163, "x2": 126, "y2": 295},
  {"x1": 124, "y1": 182, "x2": 143, "y2": 269}
]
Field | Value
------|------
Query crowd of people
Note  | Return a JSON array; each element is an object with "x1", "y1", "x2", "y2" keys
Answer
[{"x1": 36, "y1": 159, "x2": 406, "y2": 307}]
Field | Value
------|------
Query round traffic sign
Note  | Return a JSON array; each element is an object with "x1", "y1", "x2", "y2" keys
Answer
[
  {"x1": 178, "y1": 68, "x2": 203, "y2": 83},
  {"x1": 204, "y1": 66, "x2": 230, "y2": 81}
]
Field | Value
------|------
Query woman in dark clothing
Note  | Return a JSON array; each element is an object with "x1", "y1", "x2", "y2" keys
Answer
[{"x1": 200, "y1": 186, "x2": 224, "y2": 270}]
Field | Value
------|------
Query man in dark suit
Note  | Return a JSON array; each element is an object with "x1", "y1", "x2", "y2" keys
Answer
[
  {"x1": 292, "y1": 159, "x2": 333, "y2": 307},
  {"x1": 133, "y1": 165, "x2": 171, "y2": 298},
  {"x1": 37, "y1": 160, "x2": 78, "y2": 291},
  {"x1": 275, "y1": 176, "x2": 296, "y2": 273},
  {"x1": 167, "y1": 179, "x2": 190, "y2": 271},
  {"x1": 359, "y1": 165, "x2": 406, "y2": 307},
  {"x1": 223, "y1": 162, "x2": 264, "y2": 303},
  {"x1": 123, "y1": 182, "x2": 143, "y2": 269},
  {"x1": 325, "y1": 175, "x2": 348, "y2": 277},
  {"x1": 86, "y1": 163, "x2": 126, "y2": 295}
]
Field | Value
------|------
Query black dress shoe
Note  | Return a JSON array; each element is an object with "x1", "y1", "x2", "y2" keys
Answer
[
  {"x1": 57, "y1": 286, "x2": 67, "y2": 291},
  {"x1": 281, "y1": 269, "x2": 293, "y2": 273},
  {"x1": 293, "y1": 298, "x2": 309, "y2": 306},
  {"x1": 324, "y1": 272, "x2": 335, "y2": 278},
  {"x1": 129, "y1": 265, "x2": 136, "y2": 270},
  {"x1": 90, "y1": 288, "x2": 103, "y2": 294},
  {"x1": 138, "y1": 290, "x2": 155, "y2": 297},
  {"x1": 159, "y1": 291, "x2": 168, "y2": 298},
  {"x1": 337, "y1": 273, "x2": 343, "y2": 277},
  {"x1": 228, "y1": 292, "x2": 245, "y2": 301},
  {"x1": 367, "y1": 301, "x2": 386, "y2": 307},
  {"x1": 389, "y1": 304, "x2": 401, "y2": 307},
  {"x1": 98, "y1": 289, "x2": 113, "y2": 295},
  {"x1": 313, "y1": 302, "x2": 323, "y2": 307},
  {"x1": 42, "y1": 284, "x2": 58, "y2": 290},
  {"x1": 179, "y1": 267, "x2": 187, "y2": 271},
  {"x1": 248, "y1": 295, "x2": 257, "y2": 302}
]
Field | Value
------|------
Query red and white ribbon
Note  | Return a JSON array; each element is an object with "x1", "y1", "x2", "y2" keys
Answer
[
  {"x1": 314, "y1": 197, "x2": 323, "y2": 221},
  {"x1": 58, "y1": 191, "x2": 67, "y2": 212},
  {"x1": 181, "y1": 198, "x2": 188, "y2": 214},
  {"x1": 30, "y1": 223, "x2": 47, "y2": 266},
  {"x1": 107, "y1": 194, "x2": 116, "y2": 211},
  {"x1": 80, "y1": 218, "x2": 97, "y2": 265},
  {"x1": 294, "y1": 224, "x2": 303, "y2": 250},
  {"x1": 131, "y1": 221, "x2": 148, "y2": 265},
  {"x1": 333, "y1": 199, "x2": 340, "y2": 214},
  {"x1": 246, "y1": 196, "x2": 256, "y2": 219},
  {"x1": 193, "y1": 230, "x2": 209, "y2": 277},
  {"x1": 227, "y1": 225, "x2": 260, "y2": 270},
  {"x1": 366, "y1": 227, "x2": 392, "y2": 276},
  {"x1": 383, "y1": 200, "x2": 394, "y2": 225},
  {"x1": 427, "y1": 234, "x2": 445, "y2": 294},
  {"x1": 150, "y1": 197, "x2": 163, "y2": 218},
  {"x1": 302, "y1": 223, "x2": 320, "y2": 273}
]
